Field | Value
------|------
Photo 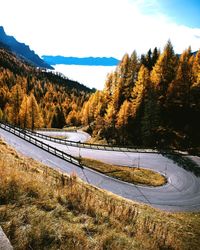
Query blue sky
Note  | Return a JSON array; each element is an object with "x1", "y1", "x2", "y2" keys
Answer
[
  {"x1": 158, "y1": 0, "x2": 200, "y2": 28},
  {"x1": 136, "y1": 0, "x2": 200, "y2": 28},
  {"x1": 0, "y1": 0, "x2": 199, "y2": 58}
]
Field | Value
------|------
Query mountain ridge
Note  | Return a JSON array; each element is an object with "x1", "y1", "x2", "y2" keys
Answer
[
  {"x1": 42, "y1": 55, "x2": 120, "y2": 66},
  {"x1": 0, "y1": 26, "x2": 53, "y2": 69}
]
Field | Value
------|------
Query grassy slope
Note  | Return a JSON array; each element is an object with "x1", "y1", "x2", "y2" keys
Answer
[
  {"x1": 0, "y1": 138, "x2": 200, "y2": 249},
  {"x1": 81, "y1": 158, "x2": 166, "y2": 186}
]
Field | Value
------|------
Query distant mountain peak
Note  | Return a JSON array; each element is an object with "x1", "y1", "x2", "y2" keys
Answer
[{"x1": 0, "y1": 26, "x2": 53, "y2": 69}]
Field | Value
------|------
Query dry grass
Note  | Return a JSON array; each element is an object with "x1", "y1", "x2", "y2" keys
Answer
[
  {"x1": 49, "y1": 135, "x2": 68, "y2": 139},
  {"x1": 81, "y1": 158, "x2": 166, "y2": 186},
  {"x1": 0, "y1": 137, "x2": 200, "y2": 249},
  {"x1": 85, "y1": 137, "x2": 108, "y2": 145},
  {"x1": 37, "y1": 127, "x2": 77, "y2": 132}
]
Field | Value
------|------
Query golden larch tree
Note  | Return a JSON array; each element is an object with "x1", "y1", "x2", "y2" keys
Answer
[
  {"x1": 19, "y1": 95, "x2": 30, "y2": 129},
  {"x1": 28, "y1": 93, "x2": 44, "y2": 130}
]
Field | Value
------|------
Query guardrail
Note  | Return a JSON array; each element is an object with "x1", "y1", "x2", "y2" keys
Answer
[
  {"x1": 28, "y1": 131, "x2": 159, "y2": 153},
  {"x1": 37, "y1": 128, "x2": 77, "y2": 132},
  {"x1": 0, "y1": 122, "x2": 82, "y2": 168},
  {"x1": 0, "y1": 122, "x2": 189, "y2": 155},
  {"x1": 11, "y1": 126, "x2": 159, "y2": 153},
  {"x1": 27, "y1": 130, "x2": 187, "y2": 155}
]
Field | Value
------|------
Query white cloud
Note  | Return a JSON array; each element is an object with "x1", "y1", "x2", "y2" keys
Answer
[{"x1": 0, "y1": 0, "x2": 199, "y2": 59}]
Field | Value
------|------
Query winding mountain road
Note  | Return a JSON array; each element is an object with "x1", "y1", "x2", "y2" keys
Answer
[
  {"x1": 1, "y1": 127, "x2": 200, "y2": 212},
  {"x1": 37, "y1": 130, "x2": 91, "y2": 142}
]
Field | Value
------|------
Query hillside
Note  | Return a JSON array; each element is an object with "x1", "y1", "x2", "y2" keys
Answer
[
  {"x1": 80, "y1": 42, "x2": 200, "y2": 151},
  {"x1": 1, "y1": 38, "x2": 200, "y2": 151},
  {"x1": 0, "y1": 137, "x2": 200, "y2": 249},
  {"x1": 0, "y1": 48, "x2": 92, "y2": 129},
  {"x1": 0, "y1": 26, "x2": 53, "y2": 69}
]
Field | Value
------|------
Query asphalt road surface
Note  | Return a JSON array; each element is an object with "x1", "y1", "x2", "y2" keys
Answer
[
  {"x1": 36, "y1": 130, "x2": 91, "y2": 142},
  {"x1": 1, "y1": 128, "x2": 200, "y2": 212}
]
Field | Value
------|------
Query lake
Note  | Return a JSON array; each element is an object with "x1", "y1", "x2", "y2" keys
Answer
[{"x1": 53, "y1": 64, "x2": 116, "y2": 90}]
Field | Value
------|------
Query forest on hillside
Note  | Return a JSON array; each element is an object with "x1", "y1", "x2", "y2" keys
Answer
[
  {"x1": 81, "y1": 41, "x2": 200, "y2": 150},
  {"x1": 0, "y1": 41, "x2": 200, "y2": 150},
  {"x1": 0, "y1": 48, "x2": 92, "y2": 130}
]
